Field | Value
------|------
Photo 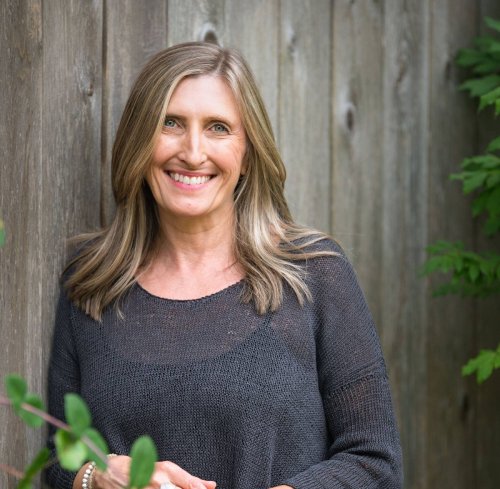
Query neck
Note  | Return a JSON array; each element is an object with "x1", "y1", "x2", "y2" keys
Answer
[{"x1": 152, "y1": 211, "x2": 238, "y2": 274}]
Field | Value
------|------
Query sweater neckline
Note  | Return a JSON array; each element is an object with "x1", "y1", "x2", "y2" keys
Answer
[{"x1": 133, "y1": 278, "x2": 245, "y2": 305}]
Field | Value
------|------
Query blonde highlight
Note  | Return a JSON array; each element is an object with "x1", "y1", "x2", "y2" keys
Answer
[{"x1": 65, "y1": 42, "x2": 336, "y2": 320}]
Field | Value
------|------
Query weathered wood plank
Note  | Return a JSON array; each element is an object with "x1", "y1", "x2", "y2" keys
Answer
[
  {"x1": 0, "y1": 1, "x2": 43, "y2": 487},
  {"x1": 331, "y1": 0, "x2": 385, "y2": 277},
  {"x1": 101, "y1": 0, "x2": 168, "y2": 225},
  {"x1": 39, "y1": 1, "x2": 103, "y2": 485},
  {"x1": 167, "y1": 0, "x2": 225, "y2": 45},
  {"x1": 40, "y1": 0, "x2": 103, "y2": 320},
  {"x1": 476, "y1": 2, "x2": 500, "y2": 487},
  {"x1": 223, "y1": 0, "x2": 279, "y2": 141},
  {"x1": 279, "y1": 0, "x2": 331, "y2": 232},
  {"x1": 426, "y1": 1, "x2": 479, "y2": 488},
  {"x1": 379, "y1": 1, "x2": 431, "y2": 487}
]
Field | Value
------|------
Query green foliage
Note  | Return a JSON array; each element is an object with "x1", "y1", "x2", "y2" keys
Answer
[
  {"x1": 451, "y1": 154, "x2": 500, "y2": 235},
  {"x1": 83, "y1": 428, "x2": 109, "y2": 471},
  {"x1": 2, "y1": 375, "x2": 157, "y2": 487},
  {"x1": 64, "y1": 393, "x2": 92, "y2": 437},
  {"x1": 129, "y1": 436, "x2": 158, "y2": 489},
  {"x1": 424, "y1": 17, "x2": 500, "y2": 383},
  {"x1": 5, "y1": 375, "x2": 45, "y2": 427},
  {"x1": 1, "y1": 228, "x2": 157, "y2": 486},
  {"x1": 422, "y1": 241, "x2": 500, "y2": 296},
  {"x1": 462, "y1": 343, "x2": 500, "y2": 383},
  {"x1": 54, "y1": 430, "x2": 88, "y2": 471},
  {"x1": 17, "y1": 448, "x2": 51, "y2": 489}
]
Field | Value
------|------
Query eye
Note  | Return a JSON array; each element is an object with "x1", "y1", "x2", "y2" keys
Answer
[
  {"x1": 164, "y1": 117, "x2": 177, "y2": 128},
  {"x1": 211, "y1": 123, "x2": 229, "y2": 133}
]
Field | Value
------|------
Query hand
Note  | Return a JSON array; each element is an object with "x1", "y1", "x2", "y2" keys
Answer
[{"x1": 92, "y1": 455, "x2": 216, "y2": 489}]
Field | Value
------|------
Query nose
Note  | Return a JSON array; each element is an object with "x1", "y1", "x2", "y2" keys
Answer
[{"x1": 179, "y1": 127, "x2": 207, "y2": 167}]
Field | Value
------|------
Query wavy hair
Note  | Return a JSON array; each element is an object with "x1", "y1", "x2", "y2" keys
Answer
[{"x1": 65, "y1": 42, "x2": 335, "y2": 320}]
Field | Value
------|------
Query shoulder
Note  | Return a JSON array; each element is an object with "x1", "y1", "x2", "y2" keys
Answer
[{"x1": 295, "y1": 236, "x2": 365, "y2": 301}]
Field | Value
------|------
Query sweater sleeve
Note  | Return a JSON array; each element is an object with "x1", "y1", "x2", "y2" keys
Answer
[
  {"x1": 282, "y1": 242, "x2": 403, "y2": 489},
  {"x1": 44, "y1": 287, "x2": 80, "y2": 489}
]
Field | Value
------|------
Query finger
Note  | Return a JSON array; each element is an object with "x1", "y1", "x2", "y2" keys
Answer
[{"x1": 155, "y1": 461, "x2": 215, "y2": 489}]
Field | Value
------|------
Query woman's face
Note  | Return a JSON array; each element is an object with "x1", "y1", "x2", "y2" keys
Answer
[{"x1": 147, "y1": 75, "x2": 247, "y2": 227}]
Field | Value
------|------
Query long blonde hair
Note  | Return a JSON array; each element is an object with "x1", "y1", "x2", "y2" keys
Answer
[{"x1": 65, "y1": 42, "x2": 334, "y2": 320}]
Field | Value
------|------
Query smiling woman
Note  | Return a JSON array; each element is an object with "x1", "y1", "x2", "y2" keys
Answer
[
  {"x1": 45, "y1": 42, "x2": 403, "y2": 489},
  {"x1": 147, "y1": 76, "x2": 247, "y2": 225}
]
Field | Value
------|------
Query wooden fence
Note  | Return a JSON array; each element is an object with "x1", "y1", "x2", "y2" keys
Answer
[{"x1": 1, "y1": 1, "x2": 499, "y2": 488}]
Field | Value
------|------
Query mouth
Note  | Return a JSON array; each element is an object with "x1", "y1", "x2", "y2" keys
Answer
[{"x1": 166, "y1": 171, "x2": 214, "y2": 186}]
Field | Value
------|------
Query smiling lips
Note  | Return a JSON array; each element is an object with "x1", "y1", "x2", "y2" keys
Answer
[{"x1": 167, "y1": 171, "x2": 213, "y2": 186}]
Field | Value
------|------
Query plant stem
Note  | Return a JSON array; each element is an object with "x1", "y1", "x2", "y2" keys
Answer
[
  {"x1": 0, "y1": 395, "x2": 108, "y2": 465},
  {"x1": 1, "y1": 395, "x2": 128, "y2": 488}
]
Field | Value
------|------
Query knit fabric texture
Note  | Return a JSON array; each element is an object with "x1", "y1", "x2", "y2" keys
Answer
[{"x1": 45, "y1": 238, "x2": 403, "y2": 489}]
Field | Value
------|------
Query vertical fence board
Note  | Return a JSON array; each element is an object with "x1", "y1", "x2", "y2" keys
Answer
[
  {"x1": 40, "y1": 0, "x2": 103, "y2": 327},
  {"x1": 0, "y1": 2, "x2": 43, "y2": 487},
  {"x1": 279, "y1": 0, "x2": 331, "y2": 232},
  {"x1": 167, "y1": 0, "x2": 225, "y2": 45},
  {"x1": 426, "y1": 1, "x2": 479, "y2": 488},
  {"x1": 380, "y1": 2, "x2": 430, "y2": 488},
  {"x1": 224, "y1": 0, "x2": 279, "y2": 140},
  {"x1": 331, "y1": 1, "x2": 384, "y2": 285},
  {"x1": 476, "y1": 2, "x2": 500, "y2": 487},
  {"x1": 101, "y1": 0, "x2": 168, "y2": 225},
  {"x1": 40, "y1": 2, "x2": 103, "y2": 486}
]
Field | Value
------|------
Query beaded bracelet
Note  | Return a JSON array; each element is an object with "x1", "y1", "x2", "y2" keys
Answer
[{"x1": 82, "y1": 461, "x2": 96, "y2": 489}]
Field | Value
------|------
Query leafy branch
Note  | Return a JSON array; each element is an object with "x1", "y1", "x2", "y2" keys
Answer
[
  {"x1": 422, "y1": 16, "x2": 500, "y2": 384},
  {"x1": 1, "y1": 375, "x2": 157, "y2": 489}
]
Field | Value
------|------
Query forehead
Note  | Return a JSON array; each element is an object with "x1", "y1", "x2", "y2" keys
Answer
[{"x1": 167, "y1": 75, "x2": 241, "y2": 120}]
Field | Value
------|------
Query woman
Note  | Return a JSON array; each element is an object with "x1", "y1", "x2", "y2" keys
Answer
[{"x1": 46, "y1": 42, "x2": 403, "y2": 489}]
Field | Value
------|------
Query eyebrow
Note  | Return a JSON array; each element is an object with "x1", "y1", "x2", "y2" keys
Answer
[{"x1": 164, "y1": 112, "x2": 237, "y2": 126}]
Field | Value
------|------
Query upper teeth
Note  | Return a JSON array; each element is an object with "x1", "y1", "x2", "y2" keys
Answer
[{"x1": 169, "y1": 172, "x2": 211, "y2": 185}]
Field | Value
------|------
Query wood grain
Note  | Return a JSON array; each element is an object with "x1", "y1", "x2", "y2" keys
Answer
[
  {"x1": 101, "y1": 0, "x2": 168, "y2": 225},
  {"x1": 279, "y1": 0, "x2": 331, "y2": 232},
  {"x1": 0, "y1": 2, "x2": 499, "y2": 488},
  {"x1": 377, "y1": 2, "x2": 431, "y2": 487},
  {"x1": 0, "y1": 2, "x2": 43, "y2": 487},
  {"x1": 425, "y1": 1, "x2": 479, "y2": 488}
]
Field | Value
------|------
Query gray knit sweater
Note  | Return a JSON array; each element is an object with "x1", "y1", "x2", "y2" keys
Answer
[{"x1": 45, "y1": 238, "x2": 403, "y2": 489}]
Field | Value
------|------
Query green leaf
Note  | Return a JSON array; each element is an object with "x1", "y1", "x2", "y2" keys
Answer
[
  {"x1": 64, "y1": 393, "x2": 91, "y2": 436},
  {"x1": 83, "y1": 428, "x2": 109, "y2": 471},
  {"x1": 479, "y1": 86, "x2": 500, "y2": 111},
  {"x1": 460, "y1": 75, "x2": 500, "y2": 97},
  {"x1": 462, "y1": 348, "x2": 500, "y2": 383},
  {"x1": 456, "y1": 48, "x2": 487, "y2": 67},
  {"x1": 485, "y1": 17, "x2": 500, "y2": 34},
  {"x1": 18, "y1": 393, "x2": 45, "y2": 427},
  {"x1": 486, "y1": 172, "x2": 500, "y2": 188},
  {"x1": 469, "y1": 265, "x2": 480, "y2": 282},
  {"x1": 472, "y1": 192, "x2": 489, "y2": 216},
  {"x1": 54, "y1": 430, "x2": 88, "y2": 471},
  {"x1": 0, "y1": 218, "x2": 5, "y2": 247},
  {"x1": 24, "y1": 447, "x2": 51, "y2": 478},
  {"x1": 463, "y1": 172, "x2": 487, "y2": 193},
  {"x1": 5, "y1": 374, "x2": 27, "y2": 409},
  {"x1": 487, "y1": 136, "x2": 500, "y2": 153},
  {"x1": 128, "y1": 436, "x2": 158, "y2": 489}
]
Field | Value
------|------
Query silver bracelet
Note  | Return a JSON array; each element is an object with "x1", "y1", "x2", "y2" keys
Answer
[{"x1": 82, "y1": 461, "x2": 96, "y2": 489}]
